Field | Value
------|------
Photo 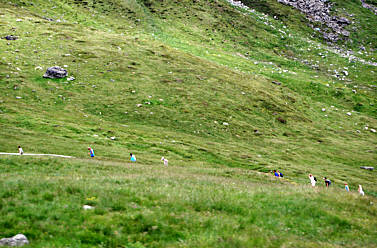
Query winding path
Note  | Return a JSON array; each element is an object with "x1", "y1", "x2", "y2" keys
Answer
[{"x1": 0, "y1": 152, "x2": 74, "y2": 158}]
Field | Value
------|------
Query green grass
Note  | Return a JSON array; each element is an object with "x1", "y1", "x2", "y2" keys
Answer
[
  {"x1": 1, "y1": 156, "x2": 376, "y2": 247},
  {"x1": 0, "y1": 0, "x2": 377, "y2": 246}
]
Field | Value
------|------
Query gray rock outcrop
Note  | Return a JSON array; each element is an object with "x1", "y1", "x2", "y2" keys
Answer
[
  {"x1": 0, "y1": 234, "x2": 29, "y2": 247},
  {"x1": 43, "y1": 66, "x2": 68, "y2": 79},
  {"x1": 360, "y1": 0, "x2": 377, "y2": 15},
  {"x1": 277, "y1": 0, "x2": 351, "y2": 42}
]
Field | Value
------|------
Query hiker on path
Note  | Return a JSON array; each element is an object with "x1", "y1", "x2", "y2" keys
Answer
[
  {"x1": 309, "y1": 174, "x2": 316, "y2": 187},
  {"x1": 278, "y1": 170, "x2": 283, "y2": 177},
  {"x1": 358, "y1": 185, "x2": 365, "y2": 196},
  {"x1": 130, "y1": 153, "x2": 136, "y2": 162},
  {"x1": 323, "y1": 177, "x2": 331, "y2": 187},
  {"x1": 273, "y1": 170, "x2": 280, "y2": 177},
  {"x1": 161, "y1": 157, "x2": 168, "y2": 166},
  {"x1": 18, "y1": 146, "x2": 24, "y2": 155},
  {"x1": 88, "y1": 147, "x2": 95, "y2": 158},
  {"x1": 345, "y1": 184, "x2": 350, "y2": 192}
]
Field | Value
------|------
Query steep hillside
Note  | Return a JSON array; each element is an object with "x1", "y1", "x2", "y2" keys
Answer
[{"x1": 0, "y1": 0, "x2": 376, "y2": 247}]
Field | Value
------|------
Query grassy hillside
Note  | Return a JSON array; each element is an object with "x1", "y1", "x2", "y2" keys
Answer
[{"x1": 0, "y1": 0, "x2": 376, "y2": 247}]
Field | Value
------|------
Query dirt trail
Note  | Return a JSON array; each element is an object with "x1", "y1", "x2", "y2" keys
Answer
[{"x1": 0, "y1": 152, "x2": 74, "y2": 158}]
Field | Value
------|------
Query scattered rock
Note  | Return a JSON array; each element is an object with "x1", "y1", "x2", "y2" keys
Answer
[
  {"x1": 43, "y1": 66, "x2": 68, "y2": 79},
  {"x1": 0, "y1": 234, "x2": 29, "y2": 247},
  {"x1": 110, "y1": 136, "x2": 116, "y2": 140},
  {"x1": 67, "y1": 76, "x2": 75, "y2": 81},
  {"x1": 322, "y1": 108, "x2": 326, "y2": 112},
  {"x1": 15, "y1": 96, "x2": 22, "y2": 99},
  {"x1": 272, "y1": 81, "x2": 282, "y2": 86},
  {"x1": 346, "y1": 112, "x2": 352, "y2": 116},
  {"x1": 34, "y1": 66, "x2": 43, "y2": 70},
  {"x1": 360, "y1": 0, "x2": 377, "y2": 15},
  {"x1": 83, "y1": 205, "x2": 94, "y2": 210},
  {"x1": 371, "y1": 129, "x2": 376, "y2": 133},
  {"x1": 3, "y1": 35, "x2": 18, "y2": 40},
  {"x1": 277, "y1": 0, "x2": 351, "y2": 42},
  {"x1": 223, "y1": 122, "x2": 229, "y2": 126},
  {"x1": 360, "y1": 166, "x2": 374, "y2": 171}
]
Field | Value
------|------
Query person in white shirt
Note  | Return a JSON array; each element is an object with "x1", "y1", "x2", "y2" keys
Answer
[
  {"x1": 18, "y1": 146, "x2": 24, "y2": 155},
  {"x1": 161, "y1": 157, "x2": 168, "y2": 166},
  {"x1": 358, "y1": 185, "x2": 365, "y2": 196},
  {"x1": 309, "y1": 174, "x2": 316, "y2": 187}
]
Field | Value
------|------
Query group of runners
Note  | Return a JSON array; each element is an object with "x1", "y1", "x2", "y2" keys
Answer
[
  {"x1": 17, "y1": 145, "x2": 366, "y2": 195},
  {"x1": 308, "y1": 174, "x2": 365, "y2": 196}
]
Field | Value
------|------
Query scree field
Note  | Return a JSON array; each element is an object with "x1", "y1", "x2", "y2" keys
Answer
[{"x1": 0, "y1": 0, "x2": 376, "y2": 247}]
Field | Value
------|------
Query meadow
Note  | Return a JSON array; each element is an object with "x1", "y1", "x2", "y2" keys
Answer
[{"x1": 0, "y1": 0, "x2": 376, "y2": 246}]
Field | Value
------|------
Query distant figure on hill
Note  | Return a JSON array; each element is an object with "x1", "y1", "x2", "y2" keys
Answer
[
  {"x1": 18, "y1": 146, "x2": 24, "y2": 155},
  {"x1": 309, "y1": 174, "x2": 316, "y2": 187},
  {"x1": 323, "y1": 177, "x2": 331, "y2": 187},
  {"x1": 130, "y1": 153, "x2": 136, "y2": 162},
  {"x1": 161, "y1": 157, "x2": 168, "y2": 166},
  {"x1": 88, "y1": 147, "x2": 95, "y2": 158},
  {"x1": 278, "y1": 170, "x2": 283, "y2": 177},
  {"x1": 358, "y1": 185, "x2": 365, "y2": 196},
  {"x1": 345, "y1": 184, "x2": 350, "y2": 192},
  {"x1": 273, "y1": 170, "x2": 280, "y2": 177}
]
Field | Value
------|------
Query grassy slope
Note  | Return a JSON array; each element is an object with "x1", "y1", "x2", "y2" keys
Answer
[{"x1": 0, "y1": 0, "x2": 376, "y2": 247}]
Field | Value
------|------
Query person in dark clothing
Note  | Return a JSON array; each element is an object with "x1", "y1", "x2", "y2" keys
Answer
[{"x1": 323, "y1": 177, "x2": 331, "y2": 187}]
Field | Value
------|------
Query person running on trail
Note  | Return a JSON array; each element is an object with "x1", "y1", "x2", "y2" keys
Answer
[
  {"x1": 18, "y1": 146, "x2": 24, "y2": 155},
  {"x1": 358, "y1": 185, "x2": 365, "y2": 196},
  {"x1": 309, "y1": 174, "x2": 316, "y2": 187},
  {"x1": 161, "y1": 157, "x2": 168, "y2": 166},
  {"x1": 130, "y1": 153, "x2": 136, "y2": 162},
  {"x1": 88, "y1": 147, "x2": 95, "y2": 158},
  {"x1": 273, "y1": 170, "x2": 280, "y2": 177},
  {"x1": 323, "y1": 177, "x2": 331, "y2": 187},
  {"x1": 278, "y1": 170, "x2": 283, "y2": 177},
  {"x1": 345, "y1": 184, "x2": 350, "y2": 192}
]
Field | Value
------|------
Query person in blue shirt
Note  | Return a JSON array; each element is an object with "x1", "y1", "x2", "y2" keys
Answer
[{"x1": 273, "y1": 170, "x2": 280, "y2": 177}]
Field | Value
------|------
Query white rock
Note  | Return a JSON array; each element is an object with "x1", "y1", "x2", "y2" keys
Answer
[
  {"x1": 110, "y1": 136, "x2": 116, "y2": 140},
  {"x1": 322, "y1": 108, "x2": 326, "y2": 112},
  {"x1": 0, "y1": 234, "x2": 29, "y2": 246},
  {"x1": 93, "y1": 134, "x2": 98, "y2": 137},
  {"x1": 83, "y1": 205, "x2": 94, "y2": 210},
  {"x1": 346, "y1": 112, "x2": 352, "y2": 116},
  {"x1": 371, "y1": 129, "x2": 376, "y2": 133},
  {"x1": 136, "y1": 104, "x2": 142, "y2": 107},
  {"x1": 365, "y1": 126, "x2": 369, "y2": 130},
  {"x1": 16, "y1": 19, "x2": 22, "y2": 22},
  {"x1": 35, "y1": 66, "x2": 43, "y2": 70},
  {"x1": 16, "y1": 96, "x2": 22, "y2": 99},
  {"x1": 67, "y1": 76, "x2": 75, "y2": 81},
  {"x1": 223, "y1": 122, "x2": 229, "y2": 126}
]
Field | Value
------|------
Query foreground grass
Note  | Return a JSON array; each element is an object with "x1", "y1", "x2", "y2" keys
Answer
[{"x1": 0, "y1": 156, "x2": 376, "y2": 247}]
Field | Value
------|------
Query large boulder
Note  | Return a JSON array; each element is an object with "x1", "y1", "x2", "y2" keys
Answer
[
  {"x1": 43, "y1": 66, "x2": 68, "y2": 79},
  {"x1": 0, "y1": 234, "x2": 29, "y2": 247}
]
